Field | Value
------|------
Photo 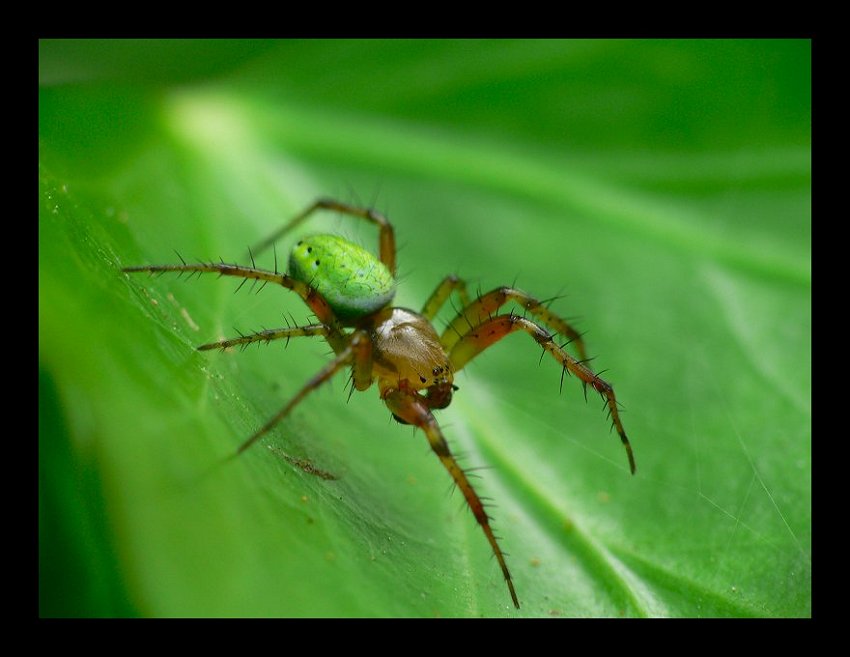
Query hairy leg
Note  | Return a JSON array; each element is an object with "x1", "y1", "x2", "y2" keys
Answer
[
  {"x1": 420, "y1": 274, "x2": 470, "y2": 321},
  {"x1": 123, "y1": 260, "x2": 347, "y2": 351},
  {"x1": 197, "y1": 324, "x2": 330, "y2": 351},
  {"x1": 383, "y1": 388, "x2": 520, "y2": 609},
  {"x1": 441, "y1": 286, "x2": 588, "y2": 361},
  {"x1": 251, "y1": 198, "x2": 397, "y2": 276},
  {"x1": 450, "y1": 314, "x2": 635, "y2": 474},
  {"x1": 235, "y1": 330, "x2": 373, "y2": 456}
]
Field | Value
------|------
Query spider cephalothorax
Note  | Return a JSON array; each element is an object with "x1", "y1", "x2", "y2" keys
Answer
[{"x1": 123, "y1": 198, "x2": 635, "y2": 609}]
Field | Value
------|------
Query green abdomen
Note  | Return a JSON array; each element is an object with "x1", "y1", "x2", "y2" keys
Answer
[{"x1": 289, "y1": 234, "x2": 395, "y2": 322}]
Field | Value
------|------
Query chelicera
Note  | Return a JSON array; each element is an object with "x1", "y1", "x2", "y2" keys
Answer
[{"x1": 123, "y1": 198, "x2": 636, "y2": 609}]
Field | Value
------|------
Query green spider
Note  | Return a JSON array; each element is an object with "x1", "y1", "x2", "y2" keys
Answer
[{"x1": 123, "y1": 198, "x2": 636, "y2": 609}]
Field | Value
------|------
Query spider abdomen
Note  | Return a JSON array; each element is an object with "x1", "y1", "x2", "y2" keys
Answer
[{"x1": 289, "y1": 234, "x2": 395, "y2": 322}]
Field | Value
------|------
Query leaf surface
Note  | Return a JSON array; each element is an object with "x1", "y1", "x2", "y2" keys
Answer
[{"x1": 39, "y1": 39, "x2": 811, "y2": 617}]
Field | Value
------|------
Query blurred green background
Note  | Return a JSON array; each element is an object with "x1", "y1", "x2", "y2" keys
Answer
[{"x1": 39, "y1": 39, "x2": 810, "y2": 617}]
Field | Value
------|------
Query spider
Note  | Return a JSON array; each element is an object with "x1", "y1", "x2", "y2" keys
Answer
[{"x1": 123, "y1": 198, "x2": 636, "y2": 609}]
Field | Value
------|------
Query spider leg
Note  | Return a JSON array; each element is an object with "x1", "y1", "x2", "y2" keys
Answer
[
  {"x1": 251, "y1": 197, "x2": 397, "y2": 276},
  {"x1": 383, "y1": 388, "x2": 520, "y2": 609},
  {"x1": 123, "y1": 261, "x2": 348, "y2": 351},
  {"x1": 234, "y1": 330, "x2": 373, "y2": 456},
  {"x1": 197, "y1": 324, "x2": 330, "y2": 351},
  {"x1": 420, "y1": 274, "x2": 471, "y2": 320},
  {"x1": 441, "y1": 286, "x2": 588, "y2": 361},
  {"x1": 450, "y1": 314, "x2": 636, "y2": 474}
]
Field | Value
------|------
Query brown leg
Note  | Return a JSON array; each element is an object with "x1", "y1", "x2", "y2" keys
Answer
[
  {"x1": 383, "y1": 388, "x2": 520, "y2": 609},
  {"x1": 250, "y1": 198, "x2": 397, "y2": 276},
  {"x1": 197, "y1": 324, "x2": 330, "y2": 351},
  {"x1": 441, "y1": 286, "x2": 588, "y2": 361},
  {"x1": 123, "y1": 260, "x2": 347, "y2": 351},
  {"x1": 234, "y1": 331, "x2": 373, "y2": 456},
  {"x1": 450, "y1": 314, "x2": 635, "y2": 474},
  {"x1": 420, "y1": 275, "x2": 470, "y2": 320}
]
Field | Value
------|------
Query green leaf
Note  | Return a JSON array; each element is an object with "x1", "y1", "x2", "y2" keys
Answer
[{"x1": 39, "y1": 39, "x2": 810, "y2": 617}]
